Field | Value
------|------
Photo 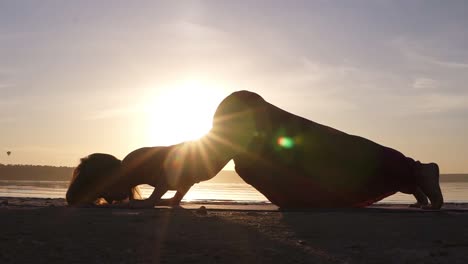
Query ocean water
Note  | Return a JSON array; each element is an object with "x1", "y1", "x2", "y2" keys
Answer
[{"x1": 1, "y1": 180, "x2": 468, "y2": 204}]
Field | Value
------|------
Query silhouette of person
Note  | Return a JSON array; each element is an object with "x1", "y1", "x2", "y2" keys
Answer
[
  {"x1": 66, "y1": 140, "x2": 229, "y2": 208},
  {"x1": 67, "y1": 90, "x2": 443, "y2": 209},
  {"x1": 207, "y1": 90, "x2": 443, "y2": 209}
]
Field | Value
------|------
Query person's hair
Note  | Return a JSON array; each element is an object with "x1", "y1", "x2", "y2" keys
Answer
[{"x1": 66, "y1": 153, "x2": 141, "y2": 206}]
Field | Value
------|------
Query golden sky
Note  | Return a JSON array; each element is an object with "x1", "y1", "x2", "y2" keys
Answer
[{"x1": 1, "y1": 1, "x2": 467, "y2": 172}]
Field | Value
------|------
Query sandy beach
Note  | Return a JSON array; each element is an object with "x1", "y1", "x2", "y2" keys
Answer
[{"x1": 1, "y1": 197, "x2": 468, "y2": 264}]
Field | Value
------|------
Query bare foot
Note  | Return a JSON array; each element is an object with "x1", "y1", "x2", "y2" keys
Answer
[
  {"x1": 409, "y1": 203, "x2": 424, "y2": 208},
  {"x1": 409, "y1": 188, "x2": 429, "y2": 208},
  {"x1": 421, "y1": 205, "x2": 440, "y2": 210},
  {"x1": 417, "y1": 162, "x2": 444, "y2": 210}
]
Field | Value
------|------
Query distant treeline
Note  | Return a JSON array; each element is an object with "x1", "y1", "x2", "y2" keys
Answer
[
  {"x1": 0, "y1": 163, "x2": 466, "y2": 182},
  {"x1": 439, "y1": 174, "x2": 468, "y2": 182},
  {"x1": 0, "y1": 164, "x2": 74, "y2": 181}
]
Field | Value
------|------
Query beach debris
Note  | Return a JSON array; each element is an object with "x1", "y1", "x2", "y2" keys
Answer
[
  {"x1": 6, "y1": 151, "x2": 11, "y2": 156},
  {"x1": 297, "y1": 240, "x2": 306, "y2": 246},
  {"x1": 196, "y1": 205, "x2": 207, "y2": 215}
]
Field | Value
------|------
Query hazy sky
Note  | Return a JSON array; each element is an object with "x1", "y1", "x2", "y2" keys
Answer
[{"x1": 0, "y1": 1, "x2": 467, "y2": 172}]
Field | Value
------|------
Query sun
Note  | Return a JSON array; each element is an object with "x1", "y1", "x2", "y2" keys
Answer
[{"x1": 144, "y1": 80, "x2": 228, "y2": 146}]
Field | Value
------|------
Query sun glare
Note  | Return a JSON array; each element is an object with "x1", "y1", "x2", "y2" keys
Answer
[{"x1": 144, "y1": 80, "x2": 228, "y2": 146}]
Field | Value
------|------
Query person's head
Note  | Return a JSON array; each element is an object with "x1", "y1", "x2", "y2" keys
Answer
[{"x1": 66, "y1": 153, "x2": 140, "y2": 206}]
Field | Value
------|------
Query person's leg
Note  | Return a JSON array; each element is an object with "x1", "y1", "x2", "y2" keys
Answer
[
  {"x1": 408, "y1": 187, "x2": 429, "y2": 208},
  {"x1": 129, "y1": 185, "x2": 168, "y2": 209},
  {"x1": 212, "y1": 90, "x2": 444, "y2": 209},
  {"x1": 379, "y1": 150, "x2": 443, "y2": 209},
  {"x1": 171, "y1": 185, "x2": 192, "y2": 205},
  {"x1": 416, "y1": 162, "x2": 443, "y2": 209}
]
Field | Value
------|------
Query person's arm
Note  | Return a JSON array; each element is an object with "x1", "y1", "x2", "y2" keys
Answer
[
  {"x1": 409, "y1": 187, "x2": 429, "y2": 208},
  {"x1": 129, "y1": 185, "x2": 169, "y2": 209},
  {"x1": 155, "y1": 185, "x2": 192, "y2": 206}
]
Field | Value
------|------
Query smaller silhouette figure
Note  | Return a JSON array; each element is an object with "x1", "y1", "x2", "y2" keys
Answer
[
  {"x1": 66, "y1": 141, "x2": 228, "y2": 208},
  {"x1": 6, "y1": 151, "x2": 11, "y2": 156}
]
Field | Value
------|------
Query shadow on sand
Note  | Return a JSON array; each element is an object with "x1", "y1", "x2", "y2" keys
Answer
[{"x1": 0, "y1": 206, "x2": 336, "y2": 264}]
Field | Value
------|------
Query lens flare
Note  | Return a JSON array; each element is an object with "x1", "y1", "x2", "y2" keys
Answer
[{"x1": 277, "y1": 137, "x2": 294, "y2": 149}]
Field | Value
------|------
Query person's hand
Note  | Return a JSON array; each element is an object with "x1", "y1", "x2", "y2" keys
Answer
[
  {"x1": 421, "y1": 204, "x2": 441, "y2": 210},
  {"x1": 408, "y1": 202, "x2": 424, "y2": 208}
]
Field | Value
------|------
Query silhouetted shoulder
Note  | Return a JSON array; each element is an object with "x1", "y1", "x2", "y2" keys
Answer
[
  {"x1": 214, "y1": 91, "x2": 265, "y2": 118},
  {"x1": 122, "y1": 146, "x2": 177, "y2": 163}
]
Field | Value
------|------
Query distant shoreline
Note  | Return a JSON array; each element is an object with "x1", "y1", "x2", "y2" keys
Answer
[
  {"x1": 1, "y1": 174, "x2": 468, "y2": 182},
  {"x1": 0, "y1": 163, "x2": 467, "y2": 182},
  {"x1": 438, "y1": 174, "x2": 468, "y2": 182}
]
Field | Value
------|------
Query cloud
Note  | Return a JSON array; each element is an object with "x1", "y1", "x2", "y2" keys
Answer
[
  {"x1": 416, "y1": 93, "x2": 468, "y2": 114},
  {"x1": 0, "y1": 117, "x2": 14, "y2": 124},
  {"x1": 0, "y1": 99, "x2": 19, "y2": 124},
  {"x1": 253, "y1": 57, "x2": 414, "y2": 116},
  {"x1": 0, "y1": 97, "x2": 18, "y2": 107},
  {"x1": 0, "y1": 67, "x2": 16, "y2": 91},
  {"x1": 8, "y1": 145, "x2": 64, "y2": 153},
  {"x1": 412, "y1": 77, "x2": 438, "y2": 90},
  {"x1": 154, "y1": 20, "x2": 234, "y2": 52},
  {"x1": 0, "y1": 83, "x2": 13, "y2": 90},
  {"x1": 285, "y1": 58, "x2": 467, "y2": 117},
  {"x1": 393, "y1": 37, "x2": 468, "y2": 69},
  {"x1": 0, "y1": 66, "x2": 16, "y2": 75},
  {"x1": 84, "y1": 105, "x2": 146, "y2": 120},
  {"x1": 294, "y1": 58, "x2": 408, "y2": 96},
  {"x1": 415, "y1": 53, "x2": 468, "y2": 69},
  {"x1": 0, "y1": 31, "x2": 36, "y2": 41}
]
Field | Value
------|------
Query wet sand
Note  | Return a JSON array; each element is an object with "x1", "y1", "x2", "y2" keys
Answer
[{"x1": 1, "y1": 197, "x2": 468, "y2": 264}]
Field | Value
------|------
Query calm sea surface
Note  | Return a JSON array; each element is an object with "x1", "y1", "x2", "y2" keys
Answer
[{"x1": 1, "y1": 180, "x2": 468, "y2": 204}]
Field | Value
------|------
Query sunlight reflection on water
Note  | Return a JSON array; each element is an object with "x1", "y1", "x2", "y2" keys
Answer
[{"x1": 1, "y1": 180, "x2": 468, "y2": 204}]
